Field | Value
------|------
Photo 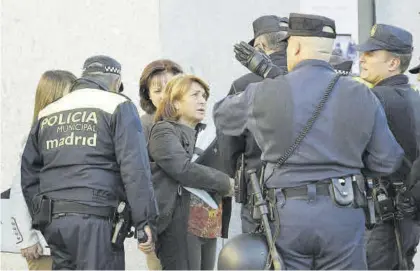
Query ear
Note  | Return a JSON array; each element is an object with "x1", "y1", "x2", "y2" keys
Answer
[{"x1": 388, "y1": 57, "x2": 401, "y2": 72}]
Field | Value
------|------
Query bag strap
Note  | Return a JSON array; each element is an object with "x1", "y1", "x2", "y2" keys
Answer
[{"x1": 274, "y1": 74, "x2": 341, "y2": 168}]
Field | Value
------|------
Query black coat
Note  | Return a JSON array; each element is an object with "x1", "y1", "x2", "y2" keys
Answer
[{"x1": 148, "y1": 120, "x2": 231, "y2": 236}]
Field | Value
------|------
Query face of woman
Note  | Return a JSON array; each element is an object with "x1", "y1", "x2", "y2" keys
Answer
[
  {"x1": 148, "y1": 72, "x2": 174, "y2": 109},
  {"x1": 176, "y1": 81, "x2": 208, "y2": 127}
]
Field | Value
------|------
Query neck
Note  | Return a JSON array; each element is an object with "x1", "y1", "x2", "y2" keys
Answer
[{"x1": 178, "y1": 117, "x2": 198, "y2": 129}]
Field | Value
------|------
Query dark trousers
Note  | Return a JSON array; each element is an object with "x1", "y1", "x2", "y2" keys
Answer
[
  {"x1": 273, "y1": 193, "x2": 367, "y2": 270},
  {"x1": 156, "y1": 195, "x2": 218, "y2": 270},
  {"x1": 43, "y1": 214, "x2": 124, "y2": 270},
  {"x1": 186, "y1": 233, "x2": 217, "y2": 270},
  {"x1": 366, "y1": 218, "x2": 420, "y2": 270}
]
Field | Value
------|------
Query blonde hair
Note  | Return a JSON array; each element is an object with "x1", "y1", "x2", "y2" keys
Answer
[
  {"x1": 33, "y1": 70, "x2": 76, "y2": 124},
  {"x1": 154, "y1": 74, "x2": 209, "y2": 122}
]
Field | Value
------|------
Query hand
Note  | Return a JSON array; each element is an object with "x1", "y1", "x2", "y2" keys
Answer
[
  {"x1": 21, "y1": 243, "x2": 42, "y2": 260},
  {"x1": 138, "y1": 225, "x2": 154, "y2": 254},
  {"x1": 226, "y1": 178, "x2": 235, "y2": 197},
  {"x1": 234, "y1": 41, "x2": 273, "y2": 78},
  {"x1": 395, "y1": 191, "x2": 418, "y2": 220}
]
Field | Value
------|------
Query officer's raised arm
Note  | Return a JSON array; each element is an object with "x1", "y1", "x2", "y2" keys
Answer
[
  {"x1": 213, "y1": 83, "x2": 258, "y2": 137},
  {"x1": 21, "y1": 124, "x2": 42, "y2": 215},
  {"x1": 111, "y1": 100, "x2": 158, "y2": 237},
  {"x1": 363, "y1": 102, "x2": 404, "y2": 176}
]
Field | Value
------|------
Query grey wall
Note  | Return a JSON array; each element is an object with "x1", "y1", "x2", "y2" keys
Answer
[
  {"x1": 1, "y1": 0, "x2": 161, "y2": 190},
  {"x1": 375, "y1": 0, "x2": 420, "y2": 84}
]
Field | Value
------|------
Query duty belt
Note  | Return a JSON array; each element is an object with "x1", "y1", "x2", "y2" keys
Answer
[
  {"x1": 52, "y1": 201, "x2": 115, "y2": 219},
  {"x1": 268, "y1": 182, "x2": 330, "y2": 201}
]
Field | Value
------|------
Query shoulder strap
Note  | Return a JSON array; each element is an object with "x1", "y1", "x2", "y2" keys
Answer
[{"x1": 274, "y1": 74, "x2": 341, "y2": 168}]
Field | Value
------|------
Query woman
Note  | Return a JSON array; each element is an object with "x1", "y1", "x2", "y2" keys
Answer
[
  {"x1": 139, "y1": 59, "x2": 183, "y2": 141},
  {"x1": 148, "y1": 74, "x2": 234, "y2": 270},
  {"x1": 9, "y1": 70, "x2": 77, "y2": 270},
  {"x1": 139, "y1": 59, "x2": 183, "y2": 270}
]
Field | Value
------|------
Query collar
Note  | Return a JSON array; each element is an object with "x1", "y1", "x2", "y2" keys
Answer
[
  {"x1": 269, "y1": 51, "x2": 287, "y2": 67},
  {"x1": 375, "y1": 74, "x2": 409, "y2": 87},
  {"x1": 291, "y1": 59, "x2": 335, "y2": 72}
]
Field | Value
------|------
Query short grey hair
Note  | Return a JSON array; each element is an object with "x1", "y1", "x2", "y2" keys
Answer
[
  {"x1": 389, "y1": 52, "x2": 412, "y2": 73},
  {"x1": 260, "y1": 31, "x2": 288, "y2": 51}
]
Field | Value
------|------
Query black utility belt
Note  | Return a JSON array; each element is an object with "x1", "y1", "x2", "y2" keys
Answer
[{"x1": 52, "y1": 201, "x2": 115, "y2": 219}]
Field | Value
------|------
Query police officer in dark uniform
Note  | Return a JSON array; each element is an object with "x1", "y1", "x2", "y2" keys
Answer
[
  {"x1": 21, "y1": 55, "x2": 158, "y2": 270},
  {"x1": 357, "y1": 24, "x2": 420, "y2": 270},
  {"x1": 218, "y1": 15, "x2": 289, "y2": 234},
  {"x1": 214, "y1": 13, "x2": 404, "y2": 269}
]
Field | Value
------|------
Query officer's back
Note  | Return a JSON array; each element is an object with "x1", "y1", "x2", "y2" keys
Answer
[
  {"x1": 21, "y1": 56, "x2": 157, "y2": 270},
  {"x1": 214, "y1": 13, "x2": 403, "y2": 269},
  {"x1": 257, "y1": 60, "x2": 402, "y2": 188}
]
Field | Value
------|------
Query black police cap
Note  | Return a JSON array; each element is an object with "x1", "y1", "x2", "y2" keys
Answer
[
  {"x1": 82, "y1": 55, "x2": 122, "y2": 76},
  {"x1": 248, "y1": 15, "x2": 289, "y2": 46},
  {"x1": 287, "y1": 13, "x2": 336, "y2": 39}
]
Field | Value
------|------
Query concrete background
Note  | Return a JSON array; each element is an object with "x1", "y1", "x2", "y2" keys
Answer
[{"x1": 1, "y1": 0, "x2": 420, "y2": 269}]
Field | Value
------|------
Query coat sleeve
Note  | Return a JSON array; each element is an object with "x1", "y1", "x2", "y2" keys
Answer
[
  {"x1": 111, "y1": 101, "x2": 158, "y2": 232},
  {"x1": 21, "y1": 123, "x2": 42, "y2": 216},
  {"x1": 148, "y1": 122, "x2": 231, "y2": 195},
  {"x1": 213, "y1": 83, "x2": 258, "y2": 137}
]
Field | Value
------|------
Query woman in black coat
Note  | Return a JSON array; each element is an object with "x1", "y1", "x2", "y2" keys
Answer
[{"x1": 148, "y1": 74, "x2": 234, "y2": 270}]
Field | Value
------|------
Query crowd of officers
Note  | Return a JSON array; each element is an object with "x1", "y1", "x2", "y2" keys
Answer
[{"x1": 7, "y1": 10, "x2": 420, "y2": 271}]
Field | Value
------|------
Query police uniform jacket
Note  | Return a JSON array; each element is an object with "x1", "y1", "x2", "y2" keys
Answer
[
  {"x1": 213, "y1": 59, "x2": 404, "y2": 188},
  {"x1": 21, "y1": 81, "x2": 158, "y2": 231},
  {"x1": 148, "y1": 120, "x2": 231, "y2": 234},
  {"x1": 371, "y1": 74, "x2": 420, "y2": 182}
]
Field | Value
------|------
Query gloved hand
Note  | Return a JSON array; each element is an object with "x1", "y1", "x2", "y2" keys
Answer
[
  {"x1": 234, "y1": 41, "x2": 274, "y2": 78},
  {"x1": 395, "y1": 191, "x2": 418, "y2": 220}
]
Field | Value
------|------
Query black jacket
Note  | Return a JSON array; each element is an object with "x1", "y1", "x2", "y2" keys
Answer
[
  {"x1": 21, "y1": 82, "x2": 158, "y2": 232},
  {"x1": 148, "y1": 121, "x2": 231, "y2": 235},
  {"x1": 372, "y1": 74, "x2": 420, "y2": 182}
]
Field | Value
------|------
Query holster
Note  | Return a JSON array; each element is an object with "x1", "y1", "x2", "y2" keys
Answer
[
  {"x1": 31, "y1": 195, "x2": 52, "y2": 231},
  {"x1": 111, "y1": 201, "x2": 133, "y2": 248},
  {"x1": 250, "y1": 187, "x2": 276, "y2": 222}
]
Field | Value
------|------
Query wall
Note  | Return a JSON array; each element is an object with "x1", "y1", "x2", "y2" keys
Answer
[
  {"x1": 375, "y1": 0, "x2": 420, "y2": 85},
  {"x1": 0, "y1": 0, "x2": 161, "y2": 190}
]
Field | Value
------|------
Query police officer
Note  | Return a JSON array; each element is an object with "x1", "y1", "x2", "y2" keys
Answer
[
  {"x1": 21, "y1": 55, "x2": 158, "y2": 270},
  {"x1": 356, "y1": 24, "x2": 420, "y2": 270},
  {"x1": 218, "y1": 15, "x2": 289, "y2": 234},
  {"x1": 214, "y1": 13, "x2": 404, "y2": 269}
]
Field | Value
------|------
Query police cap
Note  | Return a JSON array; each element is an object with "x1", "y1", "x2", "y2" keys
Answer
[
  {"x1": 249, "y1": 15, "x2": 289, "y2": 46},
  {"x1": 82, "y1": 55, "x2": 122, "y2": 76},
  {"x1": 356, "y1": 24, "x2": 413, "y2": 54},
  {"x1": 409, "y1": 62, "x2": 420, "y2": 74},
  {"x1": 287, "y1": 13, "x2": 336, "y2": 39}
]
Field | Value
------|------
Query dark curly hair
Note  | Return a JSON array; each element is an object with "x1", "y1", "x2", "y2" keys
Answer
[{"x1": 139, "y1": 59, "x2": 183, "y2": 114}]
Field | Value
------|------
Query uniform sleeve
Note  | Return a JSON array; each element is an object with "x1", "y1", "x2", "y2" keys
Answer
[
  {"x1": 111, "y1": 101, "x2": 158, "y2": 232},
  {"x1": 217, "y1": 133, "x2": 245, "y2": 177},
  {"x1": 213, "y1": 83, "x2": 258, "y2": 137},
  {"x1": 265, "y1": 65, "x2": 286, "y2": 79},
  {"x1": 21, "y1": 124, "x2": 42, "y2": 216},
  {"x1": 148, "y1": 122, "x2": 231, "y2": 195},
  {"x1": 363, "y1": 104, "x2": 404, "y2": 176}
]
